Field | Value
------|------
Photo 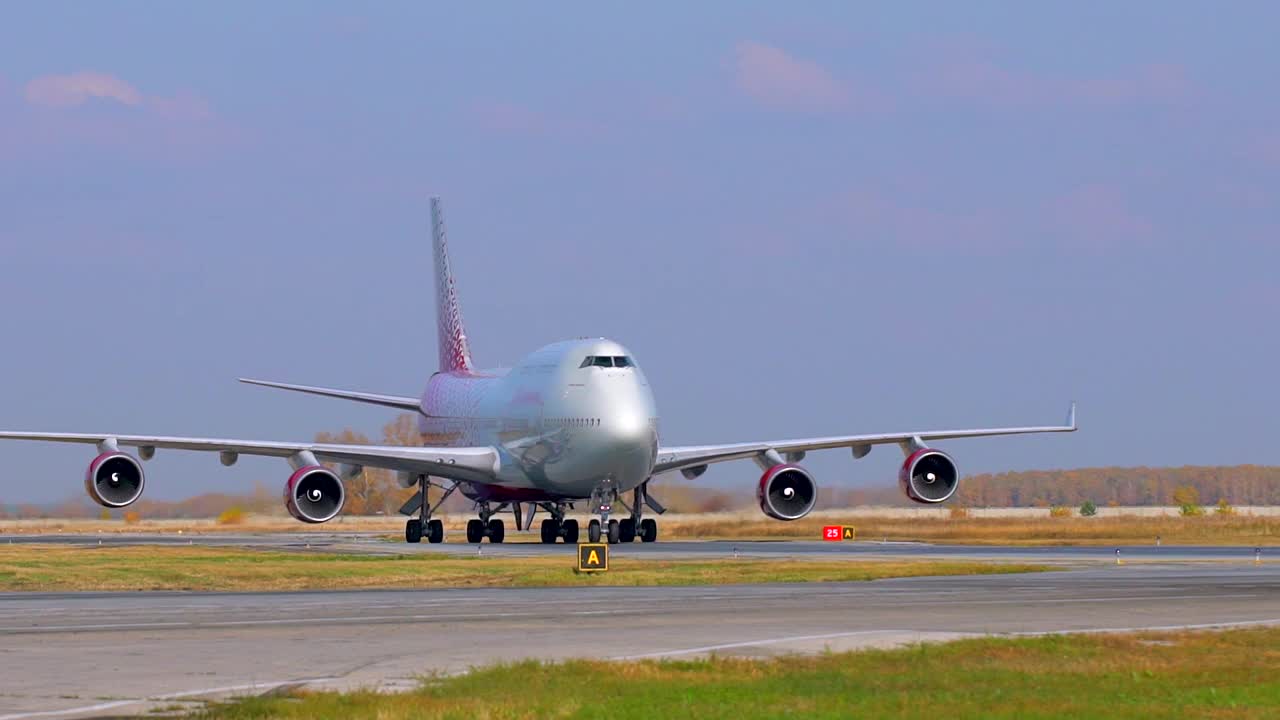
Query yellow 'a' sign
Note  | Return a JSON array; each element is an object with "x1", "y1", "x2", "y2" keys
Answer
[{"x1": 577, "y1": 543, "x2": 609, "y2": 572}]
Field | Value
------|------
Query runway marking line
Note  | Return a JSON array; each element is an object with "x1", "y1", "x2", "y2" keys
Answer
[
  {"x1": 0, "y1": 593, "x2": 1260, "y2": 634},
  {"x1": 0, "y1": 676, "x2": 342, "y2": 720},
  {"x1": 609, "y1": 617, "x2": 1280, "y2": 662}
]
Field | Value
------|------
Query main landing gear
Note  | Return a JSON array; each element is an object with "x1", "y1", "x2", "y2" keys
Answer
[
  {"x1": 615, "y1": 483, "x2": 661, "y2": 544},
  {"x1": 403, "y1": 475, "x2": 453, "y2": 544},
  {"x1": 537, "y1": 502, "x2": 580, "y2": 544},
  {"x1": 465, "y1": 502, "x2": 506, "y2": 543}
]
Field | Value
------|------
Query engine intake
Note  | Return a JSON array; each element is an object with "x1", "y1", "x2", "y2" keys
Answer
[
  {"x1": 84, "y1": 452, "x2": 146, "y2": 508},
  {"x1": 899, "y1": 449, "x2": 959, "y2": 504},
  {"x1": 284, "y1": 466, "x2": 345, "y2": 523},
  {"x1": 757, "y1": 464, "x2": 818, "y2": 521}
]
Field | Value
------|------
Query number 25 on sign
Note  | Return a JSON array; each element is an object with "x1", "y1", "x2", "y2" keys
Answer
[{"x1": 823, "y1": 525, "x2": 855, "y2": 541}]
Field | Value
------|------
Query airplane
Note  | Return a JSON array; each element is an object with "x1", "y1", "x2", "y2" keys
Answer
[{"x1": 0, "y1": 198, "x2": 1077, "y2": 545}]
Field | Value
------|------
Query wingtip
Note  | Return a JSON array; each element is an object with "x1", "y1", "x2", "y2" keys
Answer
[{"x1": 1067, "y1": 401, "x2": 1077, "y2": 430}]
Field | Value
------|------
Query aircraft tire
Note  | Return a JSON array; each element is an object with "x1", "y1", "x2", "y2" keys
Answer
[
  {"x1": 562, "y1": 519, "x2": 580, "y2": 543},
  {"x1": 607, "y1": 519, "x2": 621, "y2": 544},
  {"x1": 640, "y1": 518, "x2": 658, "y2": 543},
  {"x1": 540, "y1": 518, "x2": 559, "y2": 544},
  {"x1": 618, "y1": 518, "x2": 636, "y2": 543},
  {"x1": 466, "y1": 519, "x2": 484, "y2": 544},
  {"x1": 427, "y1": 519, "x2": 444, "y2": 544},
  {"x1": 488, "y1": 518, "x2": 505, "y2": 543},
  {"x1": 587, "y1": 519, "x2": 602, "y2": 543},
  {"x1": 405, "y1": 518, "x2": 423, "y2": 544}
]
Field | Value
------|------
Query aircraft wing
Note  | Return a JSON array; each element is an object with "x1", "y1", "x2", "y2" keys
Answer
[
  {"x1": 0, "y1": 431, "x2": 499, "y2": 483},
  {"x1": 238, "y1": 378, "x2": 423, "y2": 412},
  {"x1": 653, "y1": 403, "x2": 1076, "y2": 475}
]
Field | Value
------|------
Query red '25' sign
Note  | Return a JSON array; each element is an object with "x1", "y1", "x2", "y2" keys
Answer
[{"x1": 823, "y1": 525, "x2": 842, "y2": 541}]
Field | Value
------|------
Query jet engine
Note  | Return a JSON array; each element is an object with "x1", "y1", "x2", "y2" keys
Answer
[
  {"x1": 283, "y1": 465, "x2": 345, "y2": 523},
  {"x1": 84, "y1": 452, "x2": 146, "y2": 508},
  {"x1": 898, "y1": 449, "x2": 959, "y2": 504},
  {"x1": 757, "y1": 464, "x2": 818, "y2": 521}
]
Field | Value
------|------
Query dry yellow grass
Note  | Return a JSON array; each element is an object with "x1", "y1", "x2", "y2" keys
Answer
[
  {"x1": 5, "y1": 510, "x2": 1280, "y2": 545},
  {"x1": 659, "y1": 513, "x2": 1280, "y2": 545},
  {"x1": 0, "y1": 545, "x2": 1046, "y2": 592}
]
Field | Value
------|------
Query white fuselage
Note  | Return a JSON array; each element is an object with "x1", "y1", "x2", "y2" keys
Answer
[{"x1": 417, "y1": 338, "x2": 658, "y2": 502}]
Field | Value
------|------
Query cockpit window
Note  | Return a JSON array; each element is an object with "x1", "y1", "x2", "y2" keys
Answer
[{"x1": 580, "y1": 355, "x2": 633, "y2": 368}]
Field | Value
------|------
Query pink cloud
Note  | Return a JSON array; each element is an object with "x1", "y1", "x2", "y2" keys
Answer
[
  {"x1": 472, "y1": 100, "x2": 550, "y2": 134},
  {"x1": 814, "y1": 181, "x2": 1158, "y2": 254},
  {"x1": 8, "y1": 70, "x2": 235, "y2": 156},
  {"x1": 1247, "y1": 132, "x2": 1280, "y2": 167},
  {"x1": 918, "y1": 56, "x2": 1193, "y2": 109},
  {"x1": 25, "y1": 71, "x2": 143, "y2": 108},
  {"x1": 733, "y1": 42, "x2": 850, "y2": 112},
  {"x1": 822, "y1": 187, "x2": 1015, "y2": 253},
  {"x1": 1047, "y1": 184, "x2": 1154, "y2": 247}
]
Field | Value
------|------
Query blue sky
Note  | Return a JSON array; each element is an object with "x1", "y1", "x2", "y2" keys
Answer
[{"x1": 1, "y1": 2, "x2": 1278, "y2": 503}]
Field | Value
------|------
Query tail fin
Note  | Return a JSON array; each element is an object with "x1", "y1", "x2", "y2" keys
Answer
[{"x1": 431, "y1": 197, "x2": 475, "y2": 374}]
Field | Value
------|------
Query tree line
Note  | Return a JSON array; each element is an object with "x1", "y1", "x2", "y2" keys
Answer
[{"x1": 953, "y1": 465, "x2": 1280, "y2": 507}]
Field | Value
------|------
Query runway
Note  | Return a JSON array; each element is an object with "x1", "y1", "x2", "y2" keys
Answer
[
  {"x1": 1, "y1": 558, "x2": 1278, "y2": 718},
  {"x1": 2, "y1": 531, "x2": 1274, "y2": 563}
]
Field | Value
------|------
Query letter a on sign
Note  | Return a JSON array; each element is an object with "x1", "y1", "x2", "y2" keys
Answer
[
  {"x1": 577, "y1": 543, "x2": 609, "y2": 572},
  {"x1": 842, "y1": 526, "x2": 855, "y2": 540}
]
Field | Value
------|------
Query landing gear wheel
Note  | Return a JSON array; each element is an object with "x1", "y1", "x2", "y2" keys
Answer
[
  {"x1": 562, "y1": 519, "x2": 580, "y2": 544},
  {"x1": 487, "y1": 518, "x2": 505, "y2": 543},
  {"x1": 607, "y1": 519, "x2": 621, "y2": 544},
  {"x1": 540, "y1": 518, "x2": 560, "y2": 544},
  {"x1": 405, "y1": 518, "x2": 423, "y2": 544},
  {"x1": 587, "y1": 519, "x2": 602, "y2": 543},
  {"x1": 466, "y1": 518, "x2": 484, "y2": 544},
  {"x1": 639, "y1": 518, "x2": 658, "y2": 543},
  {"x1": 426, "y1": 519, "x2": 444, "y2": 544},
  {"x1": 618, "y1": 518, "x2": 636, "y2": 543}
]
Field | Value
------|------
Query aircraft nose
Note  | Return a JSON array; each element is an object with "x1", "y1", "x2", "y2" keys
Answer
[
  {"x1": 606, "y1": 410, "x2": 653, "y2": 449},
  {"x1": 603, "y1": 408, "x2": 656, "y2": 472}
]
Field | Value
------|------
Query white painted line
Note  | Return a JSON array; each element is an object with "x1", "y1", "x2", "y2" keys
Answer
[
  {"x1": 0, "y1": 607, "x2": 638, "y2": 633},
  {"x1": 1005, "y1": 617, "x2": 1280, "y2": 636},
  {"x1": 610, "y1": 630, "x2": 923, "y2": 660},
  {"x1": 0, "y1": 677, "x2": 341, "y2": 720},
  {"x1": 612, "y1": 618, "x2": 1280, "y2": 663}
]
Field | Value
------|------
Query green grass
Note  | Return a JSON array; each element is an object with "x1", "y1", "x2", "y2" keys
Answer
[
  {"x1": 0, "y1": 545, "x2": 1046, "y2": 592},
  {"x1": 190, "y1": 626, "x2": 1280, "y2": 719}
]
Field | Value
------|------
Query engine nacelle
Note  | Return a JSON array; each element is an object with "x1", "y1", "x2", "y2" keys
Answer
[
  {"x1": 757, "y1": 464, "x2": 818, "y2": 521},
  {"x1": 898, "y1": 449, "x2": 959, "y2": 504},
  {"x1": 84, "y1": 452, "x2": 146, "y2": 508},
  {"x1": 283, "y1": 466, "x2": 345, "y2": 523}
]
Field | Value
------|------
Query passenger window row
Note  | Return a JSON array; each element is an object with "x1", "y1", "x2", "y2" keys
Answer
[{"x1": 546, "y1": 417, "x2": 600, "y2": 427}]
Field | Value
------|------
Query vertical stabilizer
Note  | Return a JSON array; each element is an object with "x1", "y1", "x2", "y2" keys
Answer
[{"x1": 431, "y1": 197, "x2": 475, "y2": 373}]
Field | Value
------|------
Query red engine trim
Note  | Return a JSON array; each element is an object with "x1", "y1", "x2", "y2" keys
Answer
[
  {"x1": 898, "y1": 448, "x2": 958, "y2": 504},
  {"x1": 84, "y1": 451, "x2": 145, "y2": 508},
  {"x1": 283, "y1": 465, "x2": 345, "y2": 523},
  {"x1": 757, "y1": 463, "x2": 818, "y2": 521}
]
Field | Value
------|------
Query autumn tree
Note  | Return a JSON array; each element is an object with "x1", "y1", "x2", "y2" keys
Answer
[{"x1": 313, "y1": 414, "x2": 424, "y2": 516}]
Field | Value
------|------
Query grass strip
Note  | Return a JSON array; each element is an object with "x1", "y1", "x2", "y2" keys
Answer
[
  {"x1": 192, "y1": 626, "x2": 1280, "y2": 719},
  {"x1": 661, "y1": 514, "x2": 1280, "y2": 545},
  {"x1": 0, "y1": 545, "x2": 1045, "y2": 592}
]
